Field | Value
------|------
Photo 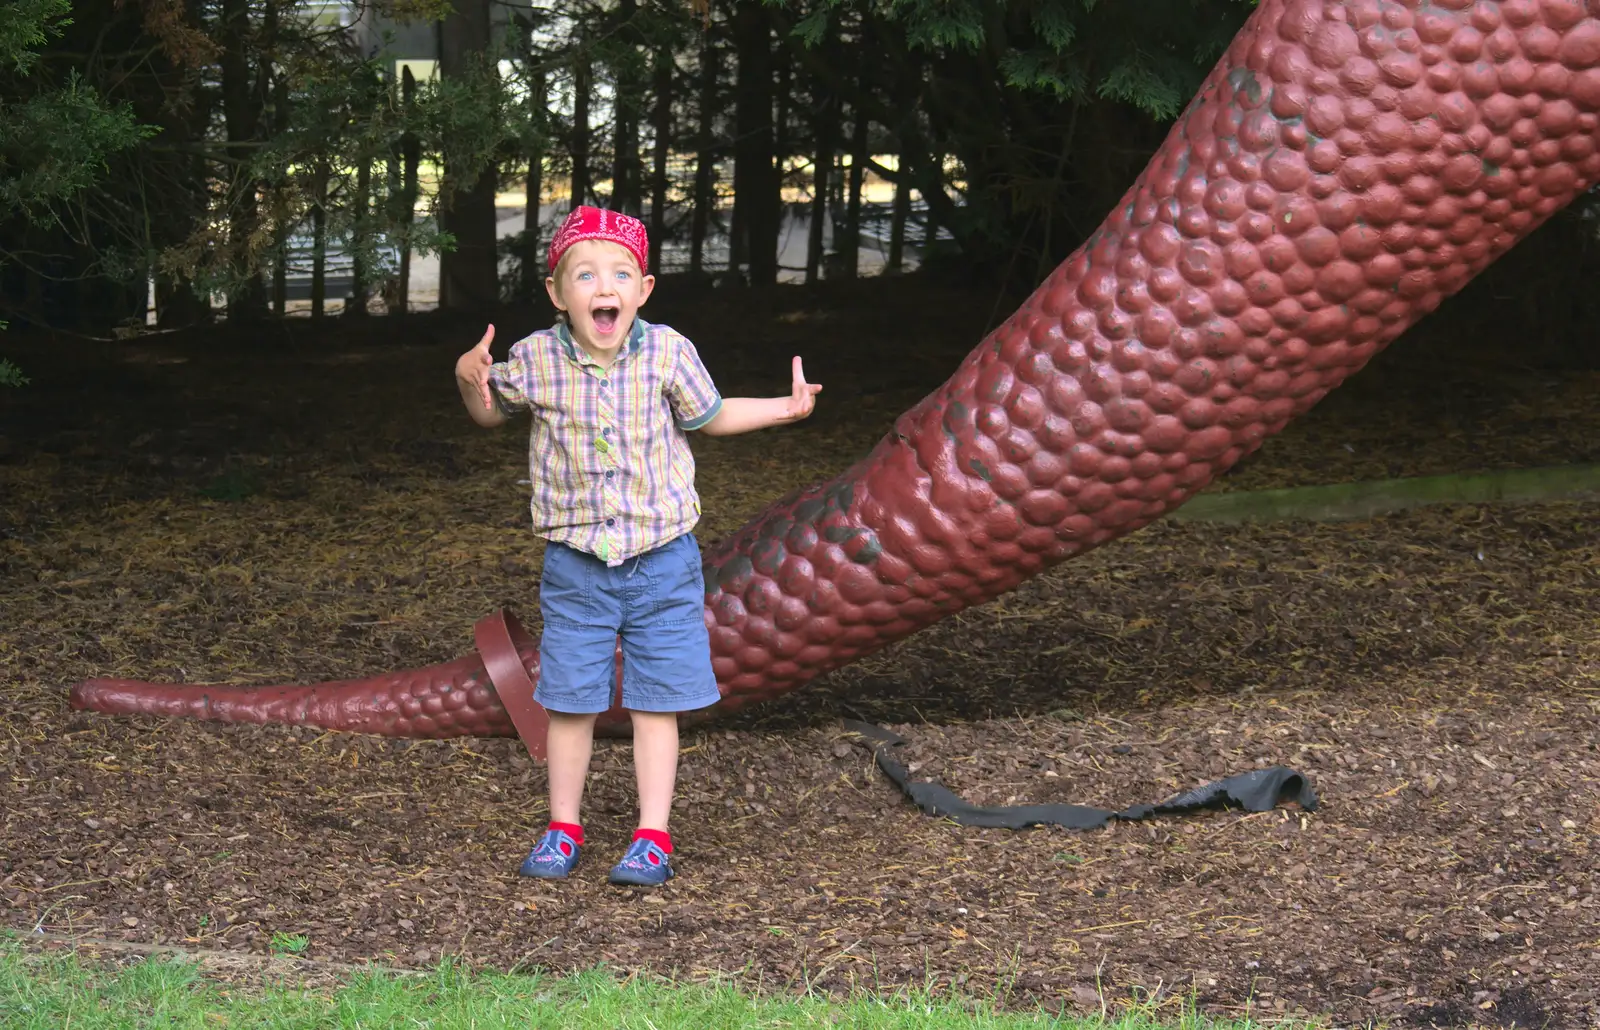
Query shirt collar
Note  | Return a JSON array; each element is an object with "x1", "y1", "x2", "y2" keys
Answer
[{"x1": 555, "y1": 317, "x2": 647, "y2": 368}]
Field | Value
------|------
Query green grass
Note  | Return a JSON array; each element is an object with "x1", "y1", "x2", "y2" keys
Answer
[
  {"x1": 268, "y1": 932, "x2": 311, "y2": 956},
  {"x1": 0, "y1": 935, "x2": 1310, "y2": 1029}
]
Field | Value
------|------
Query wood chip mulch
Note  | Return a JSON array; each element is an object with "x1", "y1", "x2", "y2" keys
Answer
[{"x1": 1, "y1": 278, "x2": 1596, "y2": 1028}]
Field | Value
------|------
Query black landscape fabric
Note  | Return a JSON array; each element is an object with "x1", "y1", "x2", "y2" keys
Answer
[{"x1": 844, "y1": 719, "x2": 1319, "y2": 831}]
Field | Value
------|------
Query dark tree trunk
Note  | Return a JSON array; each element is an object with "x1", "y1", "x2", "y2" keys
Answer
[
  {"x1": 220, "y1": 0, "x2": 267, "y2": 322},
  {"x1": 520, "y1": 70, "x2": 547, "y2": 302},
  {"x1": 347, "y1": 157, "x2": 371, "y2": 317},
  {"x1": 731, "y1": 2, "x2": 777, "y2": 284},
  {"x1": 438, "y1": 0, "x2": 500, "y2": 311},
  {"x1": 154, "y1": 278, "x2": 204, "y2": 328},
  {"x1": 155, "y1": 4, "x2": 213, "y2": 330},
  {"x1": 311, "y1": 162, "x2": 328, "y2": 319},
  {"x1": 888, "y1": 165, "x2": 909, "y2": 273},
  {"x1": 830, "y1": 152, "x2": 845, "y2": 216},
  {"x1": 886, "y1": 55, "x2": 919, "y2": 275},
  {"x1": 923, "y1": 151, "x2": 941, "y2": 252},
  {"x1": 839, "y1": 98, "x2": 869, "y2": 279},
  {"x1": 649, "y1": 48, "x2": 673, "y2": 274},
  {"x1": 571, "y1": 47, "x2": 592, "y2": 209},
  {"x1": 387, "y1": 67, "x2": 420, "y2": 317},
  {"x1": 272, "y1": 242, "x2": 287, "y2": 317},
  {"x1": 689, "y1": 22, "x2": 717, "y2": 275},
  {"x1": 726, "y1": 22, "x2": 745, "y2": 272},
  {"x1": 610, "y1": 0, "x2": 642, "y2": 216},
  {"x1": 271, "y1": 64, "x2": 288, "y2": 319},
  {"x1": 774, "y1": 38, "x2": 790, "y2": 248},
  {"x1": 805, "y1": 88, "x2": 836, "y2": 284}
]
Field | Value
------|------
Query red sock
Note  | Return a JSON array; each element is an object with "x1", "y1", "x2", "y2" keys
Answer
[
  {"x1": 633, "y1": 827, "x2": 673, "y2": 854},
  {"x1": 548, "y1": 821, "x2": 585, "y2": 853}
]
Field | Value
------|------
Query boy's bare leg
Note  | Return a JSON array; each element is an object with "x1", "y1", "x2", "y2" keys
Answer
[
  {"x1": 546, "y1": 711, "x2": 599, "y2": 824},
  {"x1": 630, "y1": 710, "x2": 679, "y2": 831}
]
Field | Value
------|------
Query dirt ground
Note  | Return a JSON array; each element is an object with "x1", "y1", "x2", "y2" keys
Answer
[{"x1": 2, "y1": 277, "x2": 1597, "y2": 1028}]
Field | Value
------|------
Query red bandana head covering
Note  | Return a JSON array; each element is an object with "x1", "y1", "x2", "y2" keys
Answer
[{"x1": 547, "y1": 205, "x2": 650, "y2": 274}]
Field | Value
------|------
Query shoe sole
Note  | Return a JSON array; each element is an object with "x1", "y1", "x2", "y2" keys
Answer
[{"x1": 520, "y1": 867, "x2": 574, "y2": 879}]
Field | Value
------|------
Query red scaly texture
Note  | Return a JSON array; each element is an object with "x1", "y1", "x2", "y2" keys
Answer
[
  {"x1": 70, "y1": 0, "x2": 1600, "y2": 738},
  {"x1": 73, "y1": 652, "x2": 519, "y2": 738}
]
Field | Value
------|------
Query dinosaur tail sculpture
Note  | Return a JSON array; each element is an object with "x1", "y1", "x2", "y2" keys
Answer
[
  {"x1": 71, "y1": 0, "x2": 1600, "y2": 747},
  {"x1": 71, "y1": 652, "x2": 519, "y2": 740}
]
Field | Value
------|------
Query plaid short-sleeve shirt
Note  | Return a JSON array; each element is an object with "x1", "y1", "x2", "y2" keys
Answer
[{"x1": 487, "y1": 318, "x2": 723, "y2": 566}]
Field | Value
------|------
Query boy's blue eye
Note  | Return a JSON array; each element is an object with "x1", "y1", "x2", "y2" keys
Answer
[
  {"x1": 616, "y1": 270, "x2": 630, "y2": 280},
  {"x1": 577, "y1": 271, "x2": 593, "y2": 281}
]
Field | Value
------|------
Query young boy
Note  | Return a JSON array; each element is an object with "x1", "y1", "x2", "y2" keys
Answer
[{"x1": 453, "y1": 205, "x2": 821, "y2": 887}]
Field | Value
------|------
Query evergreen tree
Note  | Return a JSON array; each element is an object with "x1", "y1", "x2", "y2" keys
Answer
[
  {"x1": 0, "y1": 0, "x2": 1274, "y2": 345},
  {"x1": 781, "y1": 0, "x2": 1254, "y2": 284},
  {"x1": 0, "y1": 0, "x2": 150, "y2": 383}
]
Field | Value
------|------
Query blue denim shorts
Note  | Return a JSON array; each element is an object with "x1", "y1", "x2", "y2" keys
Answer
[{"x1": 535, "y1": 531, "x2": 721, "y2": 715}]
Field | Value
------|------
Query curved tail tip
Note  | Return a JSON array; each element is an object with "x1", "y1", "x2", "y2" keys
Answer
[
  {"x1": 68, "y1": 678, "x2": 185, "y2": 714},
  {"x1": 69, "y1": 678, "x2": 112, "y2": 709}
]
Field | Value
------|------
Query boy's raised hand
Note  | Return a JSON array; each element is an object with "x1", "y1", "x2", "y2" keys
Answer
[
  {"x1": 456, "y1": 324, "x2": 496, "y2": 410},
  {"x1": 786, "y1": 356, "x2": 822, "y2": 420}
]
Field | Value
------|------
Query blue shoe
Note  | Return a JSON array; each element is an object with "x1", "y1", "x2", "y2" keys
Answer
[
  {"x1": 518, "y1": 828, "x2": 581, "y2": 879},
  {"x1": 608, "y1": 838, "x2": 674, "y2": 887}
]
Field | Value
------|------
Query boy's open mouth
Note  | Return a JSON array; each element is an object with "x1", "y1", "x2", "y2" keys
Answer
[{"x1": 591, "y1": 306, "x2": 621, "y2": 333}]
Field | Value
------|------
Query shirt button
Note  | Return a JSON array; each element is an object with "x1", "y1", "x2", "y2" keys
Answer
[
  {"x1": 606, "y1": 517, "x2": 615, "y2": 526},
  {"x1": 602, "y1": 427, "x2": 611, "y2": 437},
  {"x1": 605, "y1": 470, "x2": 615, "y2": 479}
]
